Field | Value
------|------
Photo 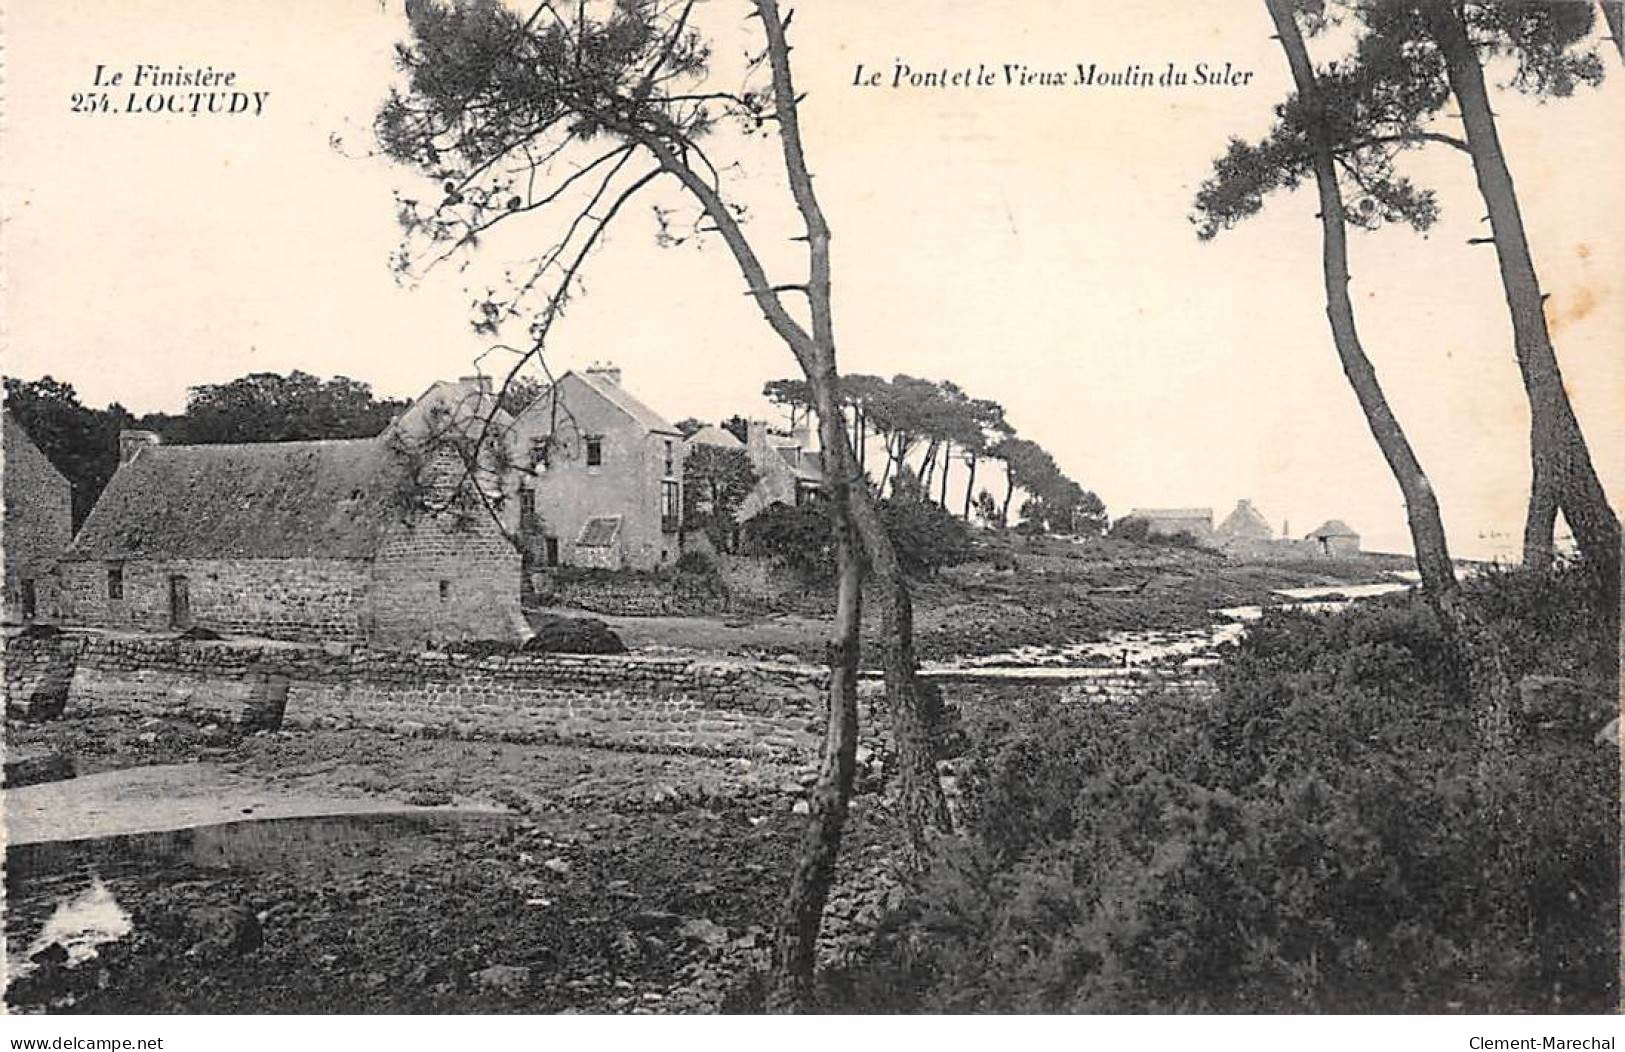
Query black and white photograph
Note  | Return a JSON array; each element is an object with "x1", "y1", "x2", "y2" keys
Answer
[{"x1": 1, "y1": 0, "x2": 1622, "y2": 1038}]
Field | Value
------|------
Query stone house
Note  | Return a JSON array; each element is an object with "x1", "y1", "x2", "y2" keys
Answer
[
  {"x1": 1307, "y1": 519, "x2": 1361, "y2": 556},
  {"x1": 508, "y1": 366, "x2": 684, "y2": 572},
  {"x1": 2, "y1": 412, "x2": 73, "y2": 623},
  {"x1": 1127, "y1": 507, "x2": 1214, "y2": 543},
  {"x1": 1214, "y1": 498, "x2": 1275, "y2": 556},
  {"x1": 57, "y1": 427, "x2": 523, "y2": 647}
]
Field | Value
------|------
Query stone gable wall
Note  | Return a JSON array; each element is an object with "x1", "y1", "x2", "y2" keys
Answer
[{"x1": 369, "y1": 511, "x2": 524, "y2": 647}]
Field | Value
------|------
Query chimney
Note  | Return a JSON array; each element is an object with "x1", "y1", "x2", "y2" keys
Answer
[
  {"x1": 119, "y1": 429, "x2": 160, "y2": 465},
  {"x1": 584, "y1": 362, "x2": 622, "y2": 386},
  {"x1": 745, "y1": 419, "x2": 771, "y2": 468},
  {"x1": 458, "y1": 374, "x2": 492, "y2": 396}
]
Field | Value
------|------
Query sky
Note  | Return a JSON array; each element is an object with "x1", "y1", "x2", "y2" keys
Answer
[{"x1": 3, "y1": 1, "x2": 1622, "y2": 560}]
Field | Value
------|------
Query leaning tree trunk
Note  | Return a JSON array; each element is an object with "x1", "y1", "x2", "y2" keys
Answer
[
  {"x1": 938, "y1": 442, "x2": 952, "y2": 507},
  {"x1": 963, "y1": 454, "x2": 978, "y2": 520},
  {"x1": 1430, "y1": 3, "x2": 1621, "y2": 584},
  {"x1": 768, "y1": 368, "x2": 864, "y2": 1013},
  {"x1": 1269, "y1": 0, "x2": 1521, "y2": 751},
  {"x1": 1266, "y1": 0, "x2": 1459, "y2": 596},
  {"x1": 1001, "y1": 473, "x2": 1015, "y2": 528},
  {"x1": 753, "y1": 0, "x2": 950, "y2": 860}
]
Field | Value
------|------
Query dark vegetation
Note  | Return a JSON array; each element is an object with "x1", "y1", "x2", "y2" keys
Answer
[
  {"x1": 444, "y1": 615, "x2": 627, "y2": 657},
  {"x1": 831, "y1": 565, "x2": 1619, "y2": 1012},
  {"x1": 740, "y1": 499, "x2": 975, "y2": 582}
]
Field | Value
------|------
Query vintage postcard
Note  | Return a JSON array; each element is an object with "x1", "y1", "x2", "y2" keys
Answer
[{"x1": 2, "y1": 0, "x2": 1621, "y2": 1037}]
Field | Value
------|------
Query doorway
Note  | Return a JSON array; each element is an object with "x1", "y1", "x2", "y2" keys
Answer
[{"x1": 168, "y1": 574, "x2": 191, "y2": 629}]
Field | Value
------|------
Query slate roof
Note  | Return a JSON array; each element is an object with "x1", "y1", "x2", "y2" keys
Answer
[
  {"x1": 570, "y1": 371, "x2": 680, "y2": 435},
  {"x1": 1129, "y1": 508, "x2": 1213, "y2": 521},
  {"x1": 66, "y1": 438, "x2": 404, "y2": 561},
  {"x1": 774, "y1": 444, "x2": 823, "y2": 483},
  {"x1": 577, "y1": 515, "x2": 622, "y2": 548},
  {"x1": 685, "y1": 424, "x2": 745, "y2": 450},
  {"x1": 387, "y1": 379, "x2": 514, "y2": 440},
  {"x1": 1309, "y1": 519, "x2": 1359, "y2": 539}
]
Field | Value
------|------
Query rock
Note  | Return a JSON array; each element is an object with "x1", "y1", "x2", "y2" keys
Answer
[
  {"x1": 1595, "y1": 716, "x2": 1618, "y2": 747},
  {"x1": 3, "y1": 747, "x2": 75, "y2": 788},
  {"x1": 542, "y1": 857, "x2": 571, "y2": 875},
  {"x1": 181, "y1": 905, "x2": 262, "y2": 958},
  {"x1": 791, "y1": 799, "x2": 810, "y2": 815},
  {"x1": 1519, "y1": 674, "x2": 1607, "y2": 730},
  {"x1": 136, "y1": 732, "x2": 158, "y2": 745},
  {"x1": 676, "y1": 917, "x2": 730, "y2": 948},
  {"x1": 30, "y1": 942, "x2": 69, "y2": 967},
  {"x1": 471, "y1": 964, "x2": 532, "y2": 998}
]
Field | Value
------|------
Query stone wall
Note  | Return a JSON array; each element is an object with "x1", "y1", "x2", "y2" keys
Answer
[
  {"x1": 7, "y1": 632, "x2": 1212, "y2": 764},
  {"x1": 535, "y1": 570, "x2": 724, "y2": 617},
  {"x1": 7, "y1": 632, "x2": 838, "y2": 761},
  {"x1": 55, "y1": 557, "x2": 372, "y2": 642}
]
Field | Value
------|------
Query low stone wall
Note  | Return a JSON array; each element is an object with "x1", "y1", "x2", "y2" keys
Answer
[
  {"x1": 4, "y1": 632, "x2": 839, "y2": 761},
  {"x1": 5, "y1": 632, "x2": 1210, "y2": 764},
  {"x1": 535, "y1": 571, "x2": 725, "y2": 617}
]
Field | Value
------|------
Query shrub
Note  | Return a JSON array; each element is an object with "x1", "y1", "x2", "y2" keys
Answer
[
  {"x1": 840, "y1": 567, "x2": 1619, "y2": 1012},
  {"x1": 876, "y1": 498, "x2": 974, "y2": 576},
  {"x1": 523, "y1": 615, "x2": 627, "y2": 654},
  {"x1": 739, "y1": 501, "x2": 836, "y2": 580},
  {"x1": 673, "y1": 548, "x2": 717, "y2": 578},
  {"x1": 1108, "y1": 515, "x2": 1151, "y2": 542},
  {"x1": 447, "y1": 616, "x2": 627, "y2": 656}
]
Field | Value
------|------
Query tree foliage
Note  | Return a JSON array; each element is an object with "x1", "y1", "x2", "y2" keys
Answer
[
  {"x1": 682, "y1": 442, "x2": 758, "y2": 551},
  {"x1": 179, "y1": 371, "x2": 407, "y2": 445}
]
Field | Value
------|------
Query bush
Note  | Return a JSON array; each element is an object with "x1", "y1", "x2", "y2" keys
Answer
[
  {"x1": 1108, "y1": 515, "x2": 1151, "y2": 542},
  {"x1": 446, "y1": 616, "x2": 627, "y2": 656},
  {"x1": 739, "y1": 501, "x2": 836, "y2": 580},
  {"x1": 876, "y1": 498, "x2": 974, "y2": 576},
  {"x1": 840, "y1": 567, "x2": 1619, "y2": 1012},
  {"x1": 523, "y1": 615, "x2": 627, "y2": 654},
  {"x1": 673, "y1": 548, "x2": 717, "y2": 578}
]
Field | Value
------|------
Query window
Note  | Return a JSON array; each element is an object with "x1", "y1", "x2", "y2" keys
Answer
[
  {"x1": 106, "y1": 563, "x2": 124, "y2": 600},
  {"x1": 529, "y1": 438, "x2": 549, "y2": 470},
  {"x1": 438, "y1": 579, "x2": 451, "y2": 601},
  {"x1": 585, "y1": 437, "x2": 603, "y2": 467},
  {"x1": 21, "y1": 579, "x2": 37, "y2": 621},
  {"x1": 661, "y1": 480, "x2": 680, "y2": 533},
  {"x1": 664, "y1": 439, "x2": 674, "y2": 477},
  {"x1": 518, "y1": 489, "x2": 537, "y2": 531}
]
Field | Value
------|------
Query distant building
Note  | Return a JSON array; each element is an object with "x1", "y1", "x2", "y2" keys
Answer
[
  {"x1": 1214, "y1": 498, "x2": 1275, "y2": 556},
  {"x1": 1127, "y1": 507, "x2": 1213, "y2": 542},
  {"x1": 508, "y1": 366, "x2": 684, "y2": 571},
  {"x1": 2, "y1": 412, "x2": 73, "y2": 623},
  {"x1": 1307, "y1": 519, "x2": 1361, "y2": 556},
  {"x1": 734, "y1": 420, "x2": 823, "y2": 522},
  {"x1": 57, "y1": 425, "x2": 523, "y2": 647}
]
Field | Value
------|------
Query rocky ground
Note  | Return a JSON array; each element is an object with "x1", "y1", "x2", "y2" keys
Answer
[
  {"x1": 4, "y1": 535, "x2": 1411, "y2": 1014},
  {"x1": 2, "y1": 717, "x2": 911, "y2": 1014},
  {"x1": 547, "y1": 536, "x2": 1413, "y2": 663}
]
